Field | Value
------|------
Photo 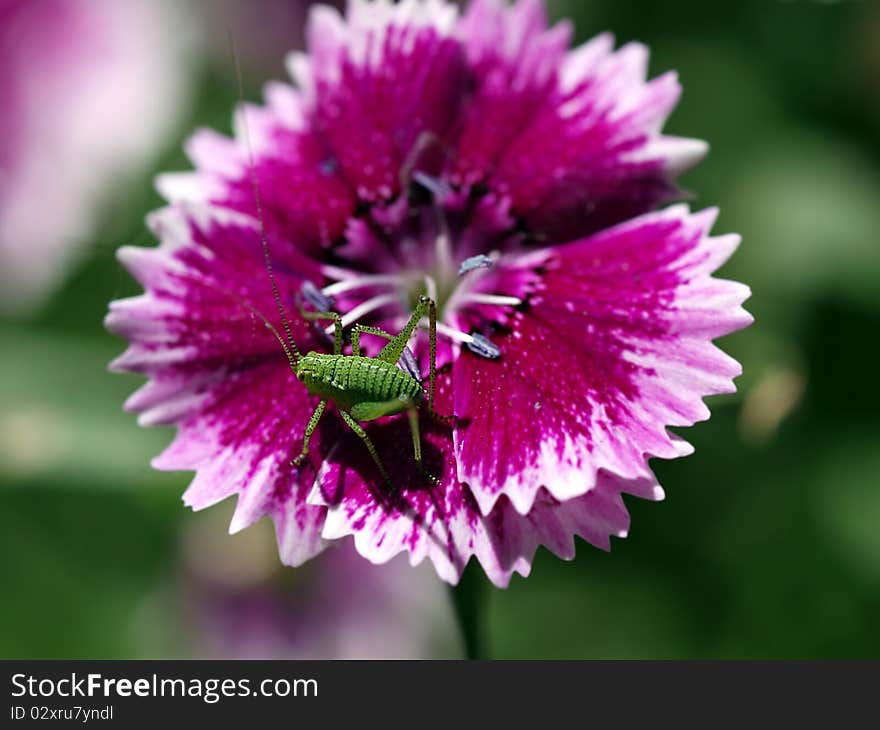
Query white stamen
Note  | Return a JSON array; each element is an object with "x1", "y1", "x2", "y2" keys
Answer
[
  {"x1": 432, "y1": 210, "x2": 454, "y2": 284},
  {"x1": 458, "y1": 293, "x2": 522, "y2": 307},
  {"x1": 320, "y1": 263, "x2": 361, "y2": 280},
  {"x1": 434, "y1": 323, "x2": 500, "y2": 359},
  {"x1": 325, "y1": 292, "x2": 400, "y2": 333},
  {"x1": 321, "y1": 274, "x2": 401, "y2": 296},
  {"x1": 435, "y1": 321, "x2": 475, "y2": 345},
  {"x1": 424, "y1": 274, "x2": 438, "y2": 303}
]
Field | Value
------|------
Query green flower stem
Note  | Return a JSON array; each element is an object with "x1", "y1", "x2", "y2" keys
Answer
[{"x1": 450, "y1": 563, "x2": 489, "y2": 659}]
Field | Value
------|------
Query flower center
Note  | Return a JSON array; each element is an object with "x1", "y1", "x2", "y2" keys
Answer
[{"x1": 312, "y1": 179, "x2": 525, "y2": 361}]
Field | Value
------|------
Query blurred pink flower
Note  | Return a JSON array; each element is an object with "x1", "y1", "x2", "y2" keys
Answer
[
  {"x1": 178, "y1": 507, "x2": 461, "y2": 659},
  {"x1": 196, "y1": 0, "x2": 343, "y2": 79},
  {"x1": 0, "y1": 0, "x2": 194, "y2": 313}
]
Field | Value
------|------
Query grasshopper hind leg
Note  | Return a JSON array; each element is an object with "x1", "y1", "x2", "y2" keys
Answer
[
  {"x1": 349, "y1": 398, "x2": 441, "y2": 488},
  {"x1": 296, "y1": 306, "x2": 344, "y2": 355},
  {"x1": 408, "y1": 405, "x2": 441, "y2": 486},
  {"x1": 423, "y1": 296, "x2": 453, "y2": 426},
  {"x1": 339, "y1": 410, "x2": 395, "y2": 491}
]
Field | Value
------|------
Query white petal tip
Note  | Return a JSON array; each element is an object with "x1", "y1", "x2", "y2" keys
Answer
[{"x1": 661, "y1": 137, "x2": 709, "y2": 176}]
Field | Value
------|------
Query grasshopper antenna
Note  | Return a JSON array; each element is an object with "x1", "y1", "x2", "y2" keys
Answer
[
  {"x1": 228, "y1": 30, "x2": 300, "y2": 367},
  {"x1": 204, "y1": 277, "x2": 298, "y2": 368}
]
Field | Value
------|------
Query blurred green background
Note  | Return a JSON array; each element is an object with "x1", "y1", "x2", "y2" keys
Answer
[{"x1": 2, "y1": 0, "x2": 879, "y2": 658}]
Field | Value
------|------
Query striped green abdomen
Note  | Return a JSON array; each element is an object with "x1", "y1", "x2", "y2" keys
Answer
[{"x1": 296, "y1": 353, "x2": 422, "y2": 413}]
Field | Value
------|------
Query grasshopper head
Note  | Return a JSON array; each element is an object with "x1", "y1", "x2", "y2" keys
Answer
[{"x1": 295, "y1": 352, "x2": 321, "y2": 383}]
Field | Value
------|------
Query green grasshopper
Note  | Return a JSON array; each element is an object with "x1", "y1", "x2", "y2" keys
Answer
[
  {"x1": 287, "y1": 294, "x2": 449, "y2": 489},
  {"x1": 229, "y1": 41, "x2": 450, "y2": 491},
  {"x1": 231, "y1": 195, "x2": 450, "y2": 490}
]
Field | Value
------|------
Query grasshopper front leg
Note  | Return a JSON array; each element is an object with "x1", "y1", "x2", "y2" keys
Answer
[
  {"x1": 291, "y1": 399, "x2": 327, "y2": 467},
  {"x1": 351, "y1": 324, "x2": 395, "y2": 357},
  {"x1": 296, "y1": 306, "x2": 344, "y2": 355}
]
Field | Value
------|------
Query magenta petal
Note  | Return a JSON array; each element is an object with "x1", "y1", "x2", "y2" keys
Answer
[
  {"x1": 313, "y1": 468, "x2": 658, "y2": 588},
  {"x1": 451, "y1": 0, "x2": 571, "y2": 187},
  {"x1": 107, "y1": 204, "x2": 323, "y2": 374},
  {"x1": 293, "y1": 1, "x2": 467, "y2": 201},
  {"x1": 107, "y1": 204, "x2": 332, "y2": 565},
  {"x1": 305, "y1": 374, "x2": 476, "y2": 585},
  {"x1": 157, "y1": 84, "x2": 356, "y2": 255},
  {"x1": 302, "y1": 372, "x2": 662, "y2": 587},
  {"x1": 497, "y1": 41, "x2": 698, "y2": 239},
  {"x1": 150, "y1": 360, "x2": 330, "y2": 567},
  {"x1": 476, "y1": 472, "x2": 663, "y2": 586},
  {"x1": 453, "y1": 206, "x2": 751, "y2": 515},
  {"x1": 455, "y1": 3, "x2": 705, "y2": 240}
]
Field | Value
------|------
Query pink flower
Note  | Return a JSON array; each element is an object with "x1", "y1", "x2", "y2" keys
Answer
[
  {"x1": 107, "y1": 0, "x2": 752, "y2": 587},
  {"x1": 0, "y1": 0, "x2": 192, "y2": 313}
]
